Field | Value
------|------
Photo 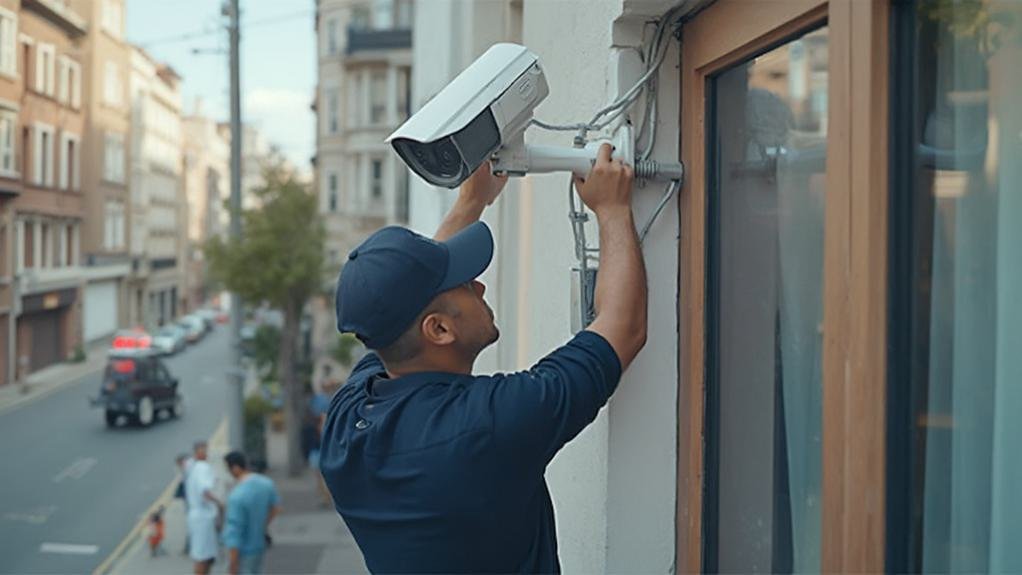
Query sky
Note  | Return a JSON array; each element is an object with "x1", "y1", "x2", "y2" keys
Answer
[{"x1": 126, "y1": 0, "x2": 316, "y2": 174}]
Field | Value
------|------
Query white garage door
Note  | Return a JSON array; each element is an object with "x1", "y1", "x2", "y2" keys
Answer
[{"x1": 84, "y1": 281, "x2": 119, "y2": 342}]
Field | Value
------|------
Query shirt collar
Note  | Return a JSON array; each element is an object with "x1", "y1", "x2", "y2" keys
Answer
[{"x1": 366, "y1": 370, "x2": 461, "y2": 399}]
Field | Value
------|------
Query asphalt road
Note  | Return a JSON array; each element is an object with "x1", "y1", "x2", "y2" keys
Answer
[{"x1": 0, "y1": 328, "x2": 233, "y2": 574}]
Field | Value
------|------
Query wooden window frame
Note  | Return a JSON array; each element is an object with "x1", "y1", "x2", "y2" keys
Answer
[{"x1": 675, "y1": 1, "x2": 889, "y2": 572}]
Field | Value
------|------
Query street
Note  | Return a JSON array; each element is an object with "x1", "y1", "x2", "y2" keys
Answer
[{"x1": 0, "y1": 328, "x2": 232, "y2": 574}]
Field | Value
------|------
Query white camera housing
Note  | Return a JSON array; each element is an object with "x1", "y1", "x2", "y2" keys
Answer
[{"x1": 386, "y1": 43, "x2": 548, "y2": 188}]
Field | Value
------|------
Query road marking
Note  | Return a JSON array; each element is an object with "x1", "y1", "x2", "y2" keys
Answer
[
  {"x1": 53, "y1": 457, "x2": 98, "y2": 483},
  {"x1": 4, "y1": 505, "x2": 57, "y2": 525},
  {"x1": 40, "y1": 542, "x2": 99, "y2": 555}
]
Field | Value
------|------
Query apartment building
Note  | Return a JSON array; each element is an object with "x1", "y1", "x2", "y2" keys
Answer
[
  {"x1": 68, "y1": 0, "x2": 130, "y2": 343},
  {"x1": 128, "y1": 45, "x2": 184, "y2": 328},
  {"x1": 0, "y1": 0, "x2": 87, "y2": 382}
]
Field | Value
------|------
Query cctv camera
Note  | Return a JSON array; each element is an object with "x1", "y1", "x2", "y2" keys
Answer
[
  {"x1": 386, "y1": 43, "x2": 548, "y2": 188},
  {"x1": 387, "y1": 43, "x2": 684, "y2": 188}
]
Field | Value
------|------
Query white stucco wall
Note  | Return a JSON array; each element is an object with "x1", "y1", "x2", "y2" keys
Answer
[{"x1": 408, "y1": 1, "x2": 682, "y2": 572}]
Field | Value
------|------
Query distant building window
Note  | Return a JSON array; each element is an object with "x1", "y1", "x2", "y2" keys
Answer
[
  {"x1": 33, "y1": 124, "x2": 54, "y2": 186},
  {"x1": 350, "y1": 6, "x2": 371, "y2": 30},
  {"x1": 104, "y1": 132, "x2": 125, "y2": 184},
  {"x1": 371, "y1": 159, "x2": 383, "y2": 199},
  {"x1": 104, "y1": 61, "x2": 122, "y2": 106},
  {"x1": 0, "y1": 9, "x2": 16, "y2": 76},
  {"x1": 370, "y1": 71, "x2": 386, "y2": 124},
  {"x1": 328, "y1": 173, "x2": 338, "y2": 211},
  {"x1": 327, "y1": 18, "x2": 339, "y2": 55},
  {"x1": 59, "y1": 133, "x2": 80, "y2": 190},
  {"x1": 0, "y1": 110, "x2": 15, "y2": 176},
  {"x1": 104, "y1": 200, "x2": 125, "y2": 250},
  {"x1": 36, "y1": 43, "x2": 55, "y2": 96},
  {"x1": 102, "y1": 0, "x2": 123, "y2": 38},
  {"x1": 396, "y1": 0, "x2": 413, "y2": 28},
  {"x1": 327, "y1": 88, "x2": 339, "y2": 134}
]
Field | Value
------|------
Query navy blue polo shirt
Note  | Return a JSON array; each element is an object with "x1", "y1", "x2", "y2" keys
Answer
[{"x1": 319, "y1": 330, "x2": 622, "y2": 574}]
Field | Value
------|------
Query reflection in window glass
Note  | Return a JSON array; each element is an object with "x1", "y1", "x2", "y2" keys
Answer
[
  {"x1": 707, "y1": 26, "x2": 828, "y2": 574},
  {"x1": 899, "y1": 1, "x2": 1022, "y2": 572}
]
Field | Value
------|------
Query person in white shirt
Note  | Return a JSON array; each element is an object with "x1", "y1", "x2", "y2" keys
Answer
[{"x1": 185, "y1": 440, "x2": 223, "y2": 575}]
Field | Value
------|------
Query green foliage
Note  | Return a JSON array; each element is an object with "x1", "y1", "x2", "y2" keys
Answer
[
  {"x1": 919, "y1": 0, "x2": 1015, "y2": 55},
  {"x1": 205, "y1": 159, "x2": 326, "y2": 311},
  {"x1": 70, "y1": 345, "x2": 86, "y2": 363},
  {"x1": 243, "y1": 393, "x2": 273, "y2": 424},
  {"x1": 331, "y1": 333, "x2": 361, "y2": 368},
  {"x1": 251, "y1": 324, "x2": 281, "y2": 379}
]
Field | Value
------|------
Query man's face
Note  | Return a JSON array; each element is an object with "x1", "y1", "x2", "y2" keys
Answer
[
  {"x1": 194, "y1": 445, "x2": 207, "y2": 461},
  {"x1": 446, "y1": 280, "x2": 499, "y2": 356}
]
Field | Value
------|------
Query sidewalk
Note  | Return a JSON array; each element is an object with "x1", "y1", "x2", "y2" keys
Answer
[
  {"x1": 0, "y1": 343, "x2": 108, "y2": 415},
  {"x1": 107, "y1": 422, "x2": 367, "y2": 575}
]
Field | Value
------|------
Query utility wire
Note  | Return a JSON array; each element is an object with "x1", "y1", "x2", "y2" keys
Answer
[{"x1": 138, "y1": 9, "x2": 313, "y2": 48}]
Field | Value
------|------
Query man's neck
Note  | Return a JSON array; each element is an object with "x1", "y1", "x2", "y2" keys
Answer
[{"x1": 386, "y1": 355, "x2": 475, "y2": 379}]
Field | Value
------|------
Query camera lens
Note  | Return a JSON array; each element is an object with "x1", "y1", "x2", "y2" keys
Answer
[{"x1": 433, "y1": 139, "x2": 462, "y2": 179}]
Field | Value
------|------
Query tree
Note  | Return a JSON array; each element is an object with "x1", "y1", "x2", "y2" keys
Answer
[{"x1": 206, "y1": 159, "x2": 325, "y2": 476}]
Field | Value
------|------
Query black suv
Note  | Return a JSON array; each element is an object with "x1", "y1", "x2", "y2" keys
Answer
[{"x1": 91, "y1": 350, "x2": 183, "y2": 428}]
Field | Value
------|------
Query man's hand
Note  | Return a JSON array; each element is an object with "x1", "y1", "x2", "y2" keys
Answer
[
  {"x1": 460, "y1": 161, "x2": 508, "y2": 207},
  {"x1": 434, "y1": 161, "x2": 507, "y2": 241},
  {"x1": 573, "y1": 144, "x2": 634, "y2": 217}
]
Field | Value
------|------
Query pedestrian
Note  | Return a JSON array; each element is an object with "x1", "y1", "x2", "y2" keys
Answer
[
  {"x1": 147, "y1": 506, "x2": 166, "y2": 557},
  {"x1": 321, "y1": 150, "x2": 646, "y2": 573},
  {"x1": 221, "y1": 451, "x2": 280, "y2": 575},
  {"x1": 185, "y1": 440, "x2": 222, "y2": 575},
  {"x1": 174, "y1": 453, "x2": 192, "y2": 555}
]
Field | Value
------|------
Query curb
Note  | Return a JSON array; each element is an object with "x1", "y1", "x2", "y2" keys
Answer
[
  {"x1": 0, "y1": 356, "x2": 107, "y2": 417},
  {"x1": 92, "y1": 419, "x2": 228, "y2": 575}
]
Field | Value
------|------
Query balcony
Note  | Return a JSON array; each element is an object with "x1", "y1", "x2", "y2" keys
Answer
[{"x1": 345, "y1": 27, "x2": 412, "y2": 56}]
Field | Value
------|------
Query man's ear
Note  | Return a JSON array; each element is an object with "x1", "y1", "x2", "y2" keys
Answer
[{"x1": 420, "y1": 312, "x2": 456, "y2": 347}]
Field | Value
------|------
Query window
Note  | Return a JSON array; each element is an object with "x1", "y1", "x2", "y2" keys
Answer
[
  {"x1": 0, "y1": 8, "x2": 16, "y2": 76},
  {"x1": 369, "y1": 71, "x2": 387, "y2": 124},
  {"x1": 104, "y1": 200, "x2": 125, "y2": 250},
  {"x1": 66, "y1": 224, "x2": 73, "y2": 265},
  {"x1": 327, "y1": 18, "x2": 339, "y2": 55},
  {"x1": 0, "y1": 110, "x2": 16, "y2": 176},
  {"x1": 397, "y1": 67, "x2": 410, "y2": 120},
  {"x1": 704, "y1": 27, "x2": 828, "y2": 574},
  {"x1": 328, "y1": 172, "x2": 338, "y2": 211},
  {"x1": 22, "y1": 220, "x2": 33, "y2": 269},
  {"x1": 57, "y1": 57, "x2": 79, "y2": 106},
  {"x1": 350, "y1": 6, "x2": 371, "y2": 30},
  {"x1": 347, "y1": 78, "x2": 360, "y2": 126},
  {"x1": 40, "y1": 222, "x2": 48, "y2": 268},
  {"x1": 102, "y1": 0, "x2": 123, "y2": 38},
  {"x1": 327, "y1": 88, "x2": 339, "y2": 134},
  {"x1": 104, "y1": 132, "x2": 125, "y2": 184},
  {"x1": 104, "y1": 61, "x2": 122, "y2": 106},
  {"x1": 371, "y1": 159, "x2": 383, "y2": 199},
  {"x1": 21, "y1": 40, "x2": 30, "y2": 88},
  {"x1": 889, "y1": 1, "x2": 1022, "y2": 572},
  {"x1": 33, "y1": 124, "x2": 54, "y2": 186},
  {"x1": 396, "y1": 0, "x2": 413, "y2": 28},
  {"x1": 59, "y1": 133, "x2": 79, "y2": 190},
  {"x1": 35, "y1": 43, "x2": 55, "y2": 96}
]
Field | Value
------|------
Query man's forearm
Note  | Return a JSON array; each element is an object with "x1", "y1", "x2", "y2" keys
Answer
[
  {"x1": 589, "y1": 207, "x2": 648, "y2": 365},
  {"x1": 228, "y1": 548, "x2": 239, "y2": 575},
  {"x1": 434, "y1": 194, "x2": 487, "y2": 241}
]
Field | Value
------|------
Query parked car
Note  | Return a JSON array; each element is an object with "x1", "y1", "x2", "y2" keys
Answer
[
  {"x1": 178, "y1": 315, "x2": 206, "y2": 343},
  {"x1": 196, "y1": 309, "x2": 218, "y2": 331},
  {"x1": 91, "y1": 350, "x2": 182, "y2": 428},
  {"x1": 152, "y1": 325, "x2": 188, "y2": 356},
  {"x1": 109, "y1": 328, "x2": 152, "y2": 354}
]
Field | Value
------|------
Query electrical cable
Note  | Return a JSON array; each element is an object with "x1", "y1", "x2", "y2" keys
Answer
[
  {"x1": 138, "y1": 9, "x2": 314, "y2": 48},
  {"x1": 639, "y1": 179, "x2": 679, "y2": 243}
]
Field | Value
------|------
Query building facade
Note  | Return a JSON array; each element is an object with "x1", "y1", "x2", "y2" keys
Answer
[
  {"x1": 315, "y1": 0, "x2": 412, "y2": 271},
  {"x1": 128, "y1": 45, "x2": 184, "y2": 329},
  {"x1": 404, "y1": 0, "x2": 1022, "y2": 572},
  {"x1": 70, "y1": 0, "x2": 130, "y2": 344},
  {"x1": 0, "y1": 0, "x2": 87, "y2": 381},
  {"x1": 182, "y1": 103, "x2": 229, "y2": 310}
]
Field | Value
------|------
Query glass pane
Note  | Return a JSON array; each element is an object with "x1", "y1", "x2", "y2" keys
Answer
[
  {"x1": 906, "y1": 1, "x2": 1022, "y2": 572},
  {"x1": 708, "y1": 26, "x2": 828, "y2": 574}
]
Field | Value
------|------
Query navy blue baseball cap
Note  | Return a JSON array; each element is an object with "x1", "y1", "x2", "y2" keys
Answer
[{"x1": 335, "y1": 221, "x2": 494, "y2": 349}]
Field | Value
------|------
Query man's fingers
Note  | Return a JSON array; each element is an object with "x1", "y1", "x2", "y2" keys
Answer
[
  {"x1": 573, "y1": 175, "x2": 586, "y2": 191},
  {"x1": 596, "y1": 142, "x2": 613, "y2": 165}
]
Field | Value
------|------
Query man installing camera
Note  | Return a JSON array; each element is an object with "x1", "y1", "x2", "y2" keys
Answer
[{"x1": 320, "y1": 144, "x2": 647, "y2": 573}]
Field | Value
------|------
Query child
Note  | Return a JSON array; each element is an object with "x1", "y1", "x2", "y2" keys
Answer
[{"x1": 147, "y1": 506, "x2": 166, "y2": 558}]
